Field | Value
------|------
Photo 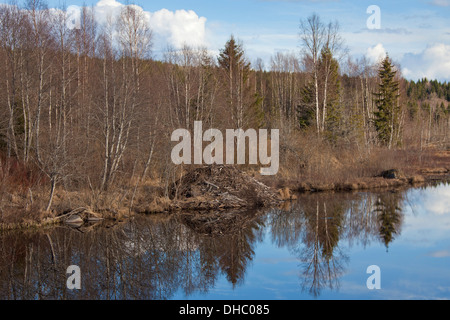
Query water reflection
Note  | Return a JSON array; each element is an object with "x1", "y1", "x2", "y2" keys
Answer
[
  {"x1": 270, "y1": 194, "x2": 350, "y2": 297},
  {"x1": 0, "y1": 210, "x2": 266, "y2": 300},
  {"x1": 374, "y1": 192, "x2": 404, "y2": 250},
  {"x1": 0, "y1": 184, "x2": 447, "y2": 300},
  {"x1": 268, "y1": 190, "x2": 406, "y2": 297}
]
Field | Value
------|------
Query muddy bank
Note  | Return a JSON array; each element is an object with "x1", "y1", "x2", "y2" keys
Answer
[
  {"x1": 0, "y1": 206, "x2": 127, "y2": 231},
  {"x1": 0, "y1": 165, "x2": 285, "y2": 231},
  {"x1": 1, "y1": 162, "x2": 449, "y2": 231},
  {"x1": 293, "y1": 168, "x2": 450, "y2": 193},
  {"x1": 119, "y1": 164, "x2": 450, "y2": 216}
]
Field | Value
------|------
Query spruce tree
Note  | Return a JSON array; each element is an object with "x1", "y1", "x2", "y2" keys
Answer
[
  {"x1": 297, "y1": 82, "x2": 315, "y2": 130},
  {"x1": 373, "y1": 56, "x2": 400, "y2": 148},
  {"x1": 218, "y1": 35, "x2": 251, "y2": 128},
  {"x1": 297, "y1": 48, "x2": 342, "y2": 135},
  {"x1": 321, "y1": 48, "x2": 342, "y2": 144}
]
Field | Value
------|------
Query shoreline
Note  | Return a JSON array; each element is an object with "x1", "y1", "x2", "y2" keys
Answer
[
  {"x1": 294, "y1": 169, "x2": 450, "y2": 193},
  {"x1": 1, "y1": 166, "x2": 449, "y2": 232}
]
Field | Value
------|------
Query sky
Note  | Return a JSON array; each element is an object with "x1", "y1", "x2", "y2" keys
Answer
[{"x1": 14, "y1": 0, "x2": 450, "y2": 82}]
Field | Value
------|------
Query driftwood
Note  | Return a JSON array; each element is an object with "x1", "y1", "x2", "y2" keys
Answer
[
  {"x1": 54, "y1": 207, "x2": 87, "y2": 220},
  {"x1": 51, "y1": 207, "x2": 104, "y2": 226}
]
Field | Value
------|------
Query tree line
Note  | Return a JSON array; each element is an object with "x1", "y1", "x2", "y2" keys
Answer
[{"x1": 0, "y1": 2, "x2": 448, "y2": 214}]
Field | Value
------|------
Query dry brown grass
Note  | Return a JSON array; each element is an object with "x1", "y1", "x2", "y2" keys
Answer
[
  {"x1": 1, "y1": 132, "x2": 449, "y2": 230},
  {"x1": 264, "y1": 129, "x2": 450, "y2": 192}
]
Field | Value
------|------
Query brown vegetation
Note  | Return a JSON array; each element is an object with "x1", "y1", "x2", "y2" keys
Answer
[
  {"x1": 264, "y1": 147, "x2": 450, "y2": 193},
  {"x1": 0, "y1": 4, "x2": 449, "y2": 230}
]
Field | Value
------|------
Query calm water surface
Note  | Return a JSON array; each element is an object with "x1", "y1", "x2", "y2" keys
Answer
[{"x1": 1, "y1": 183, "x2": 449, "y2": 300}]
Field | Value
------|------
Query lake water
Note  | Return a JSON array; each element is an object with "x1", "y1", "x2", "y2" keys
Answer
[{"x1": 1, "y1": 182, "x2": 449, "y2": 300}]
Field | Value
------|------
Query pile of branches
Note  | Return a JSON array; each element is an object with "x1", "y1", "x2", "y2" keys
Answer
[{"x1": 169, "y1": 165, "x2": 281, "y2": 211}]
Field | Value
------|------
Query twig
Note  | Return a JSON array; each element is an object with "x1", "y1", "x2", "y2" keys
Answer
[{"x1": 204, "y1": 180, "x2": 220, "y2": 189}]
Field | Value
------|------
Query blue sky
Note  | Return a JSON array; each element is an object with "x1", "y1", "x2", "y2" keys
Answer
[{"x1": 27, "y1": 0, "x2": 450, "y2": 81}]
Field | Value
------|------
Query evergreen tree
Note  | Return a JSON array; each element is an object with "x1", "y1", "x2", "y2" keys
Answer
[
  {"x1": 218, "y1": 35, "x2": 251, "y2": 128},
  {"x1": 246, "y1": 92, "x2": 265, "y2": 129},
  {"x1": 440, "y1": 102, "x2": 447, "y2": 116},
  {"x1": 407, "y1": 101, "x2": 419, "y2": 120},
  {"x1": 321, "y1": 49, "x2": 342, "y2": 144},
  {"x1": 297, "y1": 83, "x2": 315, "y2": 130},
  {"x1": 373, "y1": 56, "x2": 401, "y2": 148},
  {"x1": 297, "y1": 48, "x2": 342, "y2": 137}
]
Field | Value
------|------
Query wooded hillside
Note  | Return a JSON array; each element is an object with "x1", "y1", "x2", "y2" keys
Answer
[{"x1": 0, "y1": 3, "x2": 448, "y2": 220}]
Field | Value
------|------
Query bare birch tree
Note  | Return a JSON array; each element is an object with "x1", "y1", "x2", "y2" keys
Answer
[
  {"x1": 300, "y1": 14, "x2": 325, "y2": 135},
  {"x1": 98, "y1": 5, "x2": 152, "y2": 191}
]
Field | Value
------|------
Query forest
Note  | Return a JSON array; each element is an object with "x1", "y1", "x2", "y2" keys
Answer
[{"x1": 0, "y1": 2, "x2": 449, "y2": 226}]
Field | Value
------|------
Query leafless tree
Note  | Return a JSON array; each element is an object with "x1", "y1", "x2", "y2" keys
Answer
[
  {"x1": 300, "y1": 13, "x2": 325, "y2": 135},
  {"x1": 98, "y1": 5, "x2": 153, "y2": 191}
]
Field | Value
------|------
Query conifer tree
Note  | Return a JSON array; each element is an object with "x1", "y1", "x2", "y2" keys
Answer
[
  {"x1": 297, "y1": 47, "x2": 342, "y2": 137},
  {"x1": 373, "y1": 56, "x2": 400, "y2": 148},
  {"x1": 218, "y1": 35, "x2": 251, "y2": 128},
  {"x1": 297, "y1": 82, "x2": 315, "y2": 130},
  {"x1": 321, "y1": 48, "x2": 342, "y2": 144}
]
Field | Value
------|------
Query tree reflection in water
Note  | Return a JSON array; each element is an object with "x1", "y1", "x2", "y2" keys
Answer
[
  {"x1": 0, "y1": 190, "x2": 406, "y2": 299},
  {"x1": 0, "y1": 209, "x2": 266, "y2": 300},
  {"x1": 374, "y1": 192, "x2": 404, "y2": 251},
  {"x1": 268, "y1": 190, "x2": 405, "y2": 297}
]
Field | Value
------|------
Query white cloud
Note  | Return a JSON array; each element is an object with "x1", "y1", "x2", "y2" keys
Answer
[
  {"x1": 149, "y1": 9, "x2": 207, "y2": 49},
  {"x1": 428, "y1": 250, "x2": 450, "y2": 258},
  {"x1": 366, "y1": 43, "x2": 387, "y2": 63},
  {"x1": 399, "y1": 185, "x2": 450, "y2": 248},
  {"x1": 93, "y1": 0, "x2": 207, "y2": 51},
  {"x1": 422, "y1": 184, "x2": 450, "y2": 215},
  {"x1": 93, "y1": 0, "x2": 124, "y2": 27},
  {"x1": 401, "y1": 43, "x2": 450, "y2": 81},
  {"x1": 429, "y1": 0, "x2": 450, "y2": 7},
  {"x1": 97, "y1": 0, "x2": 122, "y2": 7}
]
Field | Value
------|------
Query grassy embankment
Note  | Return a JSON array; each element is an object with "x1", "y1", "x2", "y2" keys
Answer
[{"x1": 0, "y1": 147, "x2": 449, "y2": 231}]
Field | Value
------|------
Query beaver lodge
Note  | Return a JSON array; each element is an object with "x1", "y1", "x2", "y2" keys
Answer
[{"x1": 167, "y1": 165, "x2": 283, "y2": 211}]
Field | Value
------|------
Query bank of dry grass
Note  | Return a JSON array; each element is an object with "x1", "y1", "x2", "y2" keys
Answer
[
  {"x1": 1, "y1": 145, "x2": 449, "y2": 231},
  {"x1": 263, "y1": 143, "x2": 450, "y2": 193}
]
